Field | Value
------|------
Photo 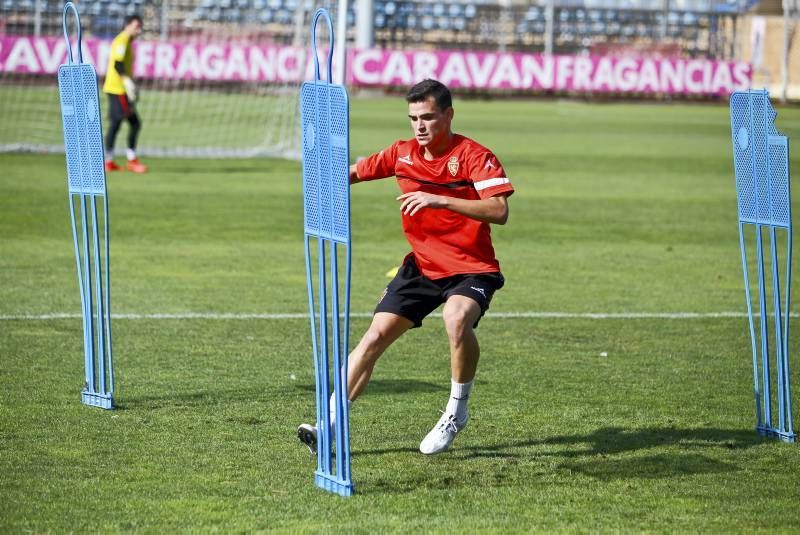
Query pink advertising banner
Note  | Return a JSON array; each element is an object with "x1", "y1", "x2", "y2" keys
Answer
[{"x1": 0, "y1": 35, "x2": 751, "y2": 96}]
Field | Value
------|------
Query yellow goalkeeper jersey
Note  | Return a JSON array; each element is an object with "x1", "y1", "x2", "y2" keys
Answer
[{"x1": 103, "y1": 31, "x2": 134, "y2": 95}]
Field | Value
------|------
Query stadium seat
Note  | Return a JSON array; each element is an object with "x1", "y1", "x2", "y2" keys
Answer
[
  {"x1": 226, "y1": 8, "x2": 241, "y2": 22},
  {"x1": 258, "y1": 9, "x2": 273, "y2": 23}
]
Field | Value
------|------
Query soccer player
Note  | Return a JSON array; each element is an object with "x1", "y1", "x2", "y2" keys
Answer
[
  {"x1": 103, "y1": 14, "x2": 147, "y2": 174},
  {"x1": 298, "y1": 79, "x2": 514, "y2": 455}
]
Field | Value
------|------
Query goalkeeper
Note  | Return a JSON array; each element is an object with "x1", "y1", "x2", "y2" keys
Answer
[{"x1": 103, "y1": 14, "x2": 147, "y2": 174}]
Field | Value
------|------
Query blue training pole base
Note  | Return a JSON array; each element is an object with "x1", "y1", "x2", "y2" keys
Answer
[
  {"x1": 81, "y1": 390, "x2": 114, "y2": 409},
  {"x1": 315, "y1": 472, "x2": 354, "y2": 497},
  {"x1": 756, "y1": 425, "x2": 796, "y2": 443}
]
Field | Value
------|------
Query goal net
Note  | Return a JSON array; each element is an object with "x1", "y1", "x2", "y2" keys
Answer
[{"x1": 0, "y1": 0, "x2": 346, "y2": 159}]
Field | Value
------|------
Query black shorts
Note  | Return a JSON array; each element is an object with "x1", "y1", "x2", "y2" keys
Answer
[
  {"x1": 107, "y1": 93, "x2": 136, "y2": 121},
  {"x1": 374, "y1": 256, "x2": 505, "y2": 328}
]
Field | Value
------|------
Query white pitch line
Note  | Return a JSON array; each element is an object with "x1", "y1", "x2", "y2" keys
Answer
[{"x1": 1, "y1": 311, "x2": 798, "y2": 321}]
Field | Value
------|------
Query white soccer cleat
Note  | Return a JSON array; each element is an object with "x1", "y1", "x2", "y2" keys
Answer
[
  {"x1": 419, "y1": 411, "x2": 468, "y2": 455},
  {"x1": 297, "y1": 423, "x2": 317, "y2": 455}
]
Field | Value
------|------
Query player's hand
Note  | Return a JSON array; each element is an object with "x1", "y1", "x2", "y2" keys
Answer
[
  {"x1": 397, "y1": 191, "x2": 446, "y2": 216},
  {"x1": 122, "y1": 77, "x2": 138, "y2": 102}
]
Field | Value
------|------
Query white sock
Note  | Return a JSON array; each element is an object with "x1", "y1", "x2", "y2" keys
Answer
[
  {"x1": 328, "y1": 393, "x2": 352, "y2": 435},
  {"x1": 126, "y1": 149, "x2": 137, "y2": 161},
  {"x1": 445, "y1": 379, "x2": 473, "y2": 422},
  {"x1": 105, "y1": 149, "x2": 113, "y2": 162}
]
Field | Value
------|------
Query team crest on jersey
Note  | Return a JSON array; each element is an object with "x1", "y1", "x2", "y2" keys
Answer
[{"x1": 447, "y1": 156, "x2": 459, "y2": 176}]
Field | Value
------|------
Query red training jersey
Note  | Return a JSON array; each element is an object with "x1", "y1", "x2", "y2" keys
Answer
[{"x1": 356, "y1": 134, "x2": 514, "y2": 279}]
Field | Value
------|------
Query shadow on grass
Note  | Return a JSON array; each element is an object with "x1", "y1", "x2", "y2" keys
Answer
[
  {"x1": 115, "y1": 387, "x2": 270, "y2": 409},
  {"x1": 117, "y1": 378, "x2": 442, "y2": 409},
  {"x1": 295, "y1": 379, "x2": 443, "y2": 395},
  {"x1": 358, "y1": 426, "x2": 766, "y2": 494}
]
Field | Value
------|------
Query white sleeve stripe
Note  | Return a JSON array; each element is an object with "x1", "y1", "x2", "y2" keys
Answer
[{"x1": 474, "y1": 177, "x2": 510, "y2": 191}]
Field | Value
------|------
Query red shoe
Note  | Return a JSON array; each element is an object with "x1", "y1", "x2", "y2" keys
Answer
[
  {"x1": 105, "y1": 160, "x2": 121, "y2": 172},
  {"x1": 126, "y1": 159, "x2": 148, "y2": 174}
]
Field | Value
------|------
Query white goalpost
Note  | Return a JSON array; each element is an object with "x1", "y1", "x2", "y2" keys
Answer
[{"x1": 0, "y1": 0, "x2": 350, "y2": 159}]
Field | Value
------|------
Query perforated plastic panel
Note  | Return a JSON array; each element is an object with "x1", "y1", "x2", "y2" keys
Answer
[
  {"x1": 730, "y1": 89, "x2": 791, "y2": 229},
  {"x1": 300, "y1": 80, "x2": 350, "y2": 243},
  {"x1": 768, "y1": 137, "x2": 791, "y2": 227},
  {"x1": 59, "y1": 63, "x2": 106, "y2": 196}
]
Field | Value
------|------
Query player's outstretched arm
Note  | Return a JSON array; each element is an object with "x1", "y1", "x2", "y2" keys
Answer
[
  {"x1": 397, "y1": 192, "x2": 509, "y2": 225},
  {"x1": 349, "y1": 164, "x2": 360, "y2": 184}
]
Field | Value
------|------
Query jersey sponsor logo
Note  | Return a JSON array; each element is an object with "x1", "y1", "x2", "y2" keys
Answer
[
  {"x1": 448, "y1": 156, "x2": 459, "y2": 176},
  {"x1": 398, "y1": 155, "x2": 413, "y2": 165}
]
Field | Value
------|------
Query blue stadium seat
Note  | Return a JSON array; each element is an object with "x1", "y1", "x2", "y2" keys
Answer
[
  {"x1": 258, "y1": 9, "x2": 273, "y2": 23},
  {"x1": 225, "y1": 8, "x2": 241, "y2": 22},
  {"x1": 464, "y1": 4, "x2": 476, "y2": 18},
  {"x1": 525, "y1": 6, "x2": 540, "y2": 20},
  {"x1": 276, "y1": 9, "x2": 291, "y2": 24}
]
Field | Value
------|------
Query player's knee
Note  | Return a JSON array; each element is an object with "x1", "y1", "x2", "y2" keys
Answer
[
  {"x1": 443, "y1": 306, "x2": 472, "y2": 340},
  {"x1": 360, "y1": 328, "x2": 389, "y2": 359}
]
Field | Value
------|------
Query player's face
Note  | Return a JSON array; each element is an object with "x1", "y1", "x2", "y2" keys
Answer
[
  {"x1": 408, "y1": 97, "x2": 453, "y2": 150},
  {"x1": 127, "y1": 20, "x2": 142, "y2": 38}
]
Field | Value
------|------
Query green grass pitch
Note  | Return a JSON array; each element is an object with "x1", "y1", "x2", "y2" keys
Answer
[{"x1": 2, "y1": 97, "x2": 800, "y2": 531}]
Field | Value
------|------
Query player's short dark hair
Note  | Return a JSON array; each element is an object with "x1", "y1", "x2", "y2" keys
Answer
[
  {"x1": 124, "y1": 14, "x2": 142, "y2": 27},
  {"x1": 406, "y1": 79, "x2": 452, "y2": 111}
]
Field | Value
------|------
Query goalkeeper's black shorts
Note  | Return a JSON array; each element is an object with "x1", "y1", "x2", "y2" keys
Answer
[{"x1": 107, "y1": 93, "x2": 136, "y2": 120}]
